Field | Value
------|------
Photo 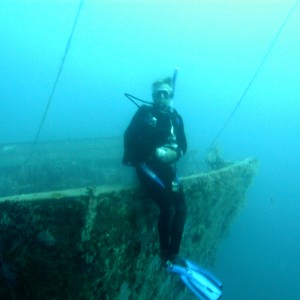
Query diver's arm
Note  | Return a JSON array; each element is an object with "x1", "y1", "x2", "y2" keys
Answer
[
  {"x1": 122, "y1": 107, "x2": 147, "y2": 166},
  {"x1": 176, "y1": 114, "x2": 187, "y2": 156}
]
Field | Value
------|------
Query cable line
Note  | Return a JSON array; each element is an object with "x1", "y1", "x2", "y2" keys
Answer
[
  {"x1": 210, "y1": 0, "x2": 300, "y2": 148},
  {"x1": 25, "y1": 0, "x2": 84, "y2": 163}
]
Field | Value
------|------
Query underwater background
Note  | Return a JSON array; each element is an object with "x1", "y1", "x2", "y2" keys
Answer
[{"x1": 1, "y1": 1, "x2": 299, "y2": 299}]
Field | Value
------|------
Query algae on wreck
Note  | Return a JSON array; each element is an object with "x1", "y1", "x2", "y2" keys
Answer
[{"x1": 0, "y1": 158, "x2": 257, "y2": 299}]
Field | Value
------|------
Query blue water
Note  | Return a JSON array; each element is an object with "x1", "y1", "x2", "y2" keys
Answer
[{"x1": 1, "y1": 1, "x2": 300, "y2": 299}]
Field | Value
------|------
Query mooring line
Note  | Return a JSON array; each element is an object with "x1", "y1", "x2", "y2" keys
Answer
[
  {"x1": 210, "y1": 0, "x2": 300, "y2": 148},
  {"x1": 25, "y1": 0, "x2": 84, "y2": 163}
]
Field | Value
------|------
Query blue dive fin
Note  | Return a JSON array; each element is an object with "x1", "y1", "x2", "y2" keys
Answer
[{"x1": 166, "y1": 259, "x2": 223, "y2": 300}]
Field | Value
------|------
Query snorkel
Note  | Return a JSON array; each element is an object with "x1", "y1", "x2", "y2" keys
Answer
[{"x1": 172, "y1": 67, "x2": 179, "y2": 98}]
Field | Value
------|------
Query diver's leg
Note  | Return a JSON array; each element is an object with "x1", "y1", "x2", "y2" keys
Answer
[
  {"x1": 156, "y1": 196, "x2": 175, "y2": 260},
  {"x1": 168, "y1": 186, "x2": 187, "y2": 258},
  {"x1": 136, "y1": 166, "x2": 175, "y2": 260}
]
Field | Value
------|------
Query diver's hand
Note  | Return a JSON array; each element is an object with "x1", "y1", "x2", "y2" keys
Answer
[{"x1": 155, "y1": 147, "x2": 177, "y2": 163}]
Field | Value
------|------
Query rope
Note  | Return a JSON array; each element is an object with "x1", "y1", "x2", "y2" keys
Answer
[
  {"x1": 209, "y1": 0, "x2": 300, "y2": 148},
  {"x1": 25, "y1": 0, "x2": 84, "y2": 163}
]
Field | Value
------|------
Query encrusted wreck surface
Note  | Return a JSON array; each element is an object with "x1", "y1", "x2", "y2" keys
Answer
[{"x1": 0, "y1": 158, "x2": 257, "y2": 300}]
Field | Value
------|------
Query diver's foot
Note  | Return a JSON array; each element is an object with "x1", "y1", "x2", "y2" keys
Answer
[{"x1": 168, "y1": 255, "x2": 188, "y2": 268}]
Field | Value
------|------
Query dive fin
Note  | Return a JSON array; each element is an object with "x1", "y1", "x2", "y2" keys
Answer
[{"x1": 166, "y1": 258, "x2": 223, "y2": 300}]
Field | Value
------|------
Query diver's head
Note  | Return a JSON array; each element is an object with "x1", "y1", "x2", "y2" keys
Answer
[{"x1": 152, "y1": 77, "x2": 174, "y2": 112}]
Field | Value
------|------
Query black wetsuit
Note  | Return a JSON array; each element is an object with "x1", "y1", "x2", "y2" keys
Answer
[{"x1": 123, "y1": 105, "x2": 187, "y2": 260}]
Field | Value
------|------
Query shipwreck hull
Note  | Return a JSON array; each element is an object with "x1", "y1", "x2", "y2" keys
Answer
[{"x1": 0, "y1": 158, "x2": 257, "y2": 299}]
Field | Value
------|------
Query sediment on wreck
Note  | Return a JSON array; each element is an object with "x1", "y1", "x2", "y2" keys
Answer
[{"x1": 0, "y1": 158, "x2": 258, "y2": 300}]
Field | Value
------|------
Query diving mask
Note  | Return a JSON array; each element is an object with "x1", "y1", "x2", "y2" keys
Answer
[{"x1": 153, "y1": 89, "x2": 172, "y2": 100}]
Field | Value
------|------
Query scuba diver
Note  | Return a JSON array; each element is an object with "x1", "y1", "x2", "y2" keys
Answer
[
  {"x1": 122, "y1": 70, "x2": 222, "y2": 300},
  {"x1": 123, "y1": 74, "x2": 187, "y2": 263}
]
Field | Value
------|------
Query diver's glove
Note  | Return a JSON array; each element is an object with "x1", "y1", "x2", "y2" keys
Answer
[{"x1": 155, "y1": 146, "x2": 177, "y2": 163}]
